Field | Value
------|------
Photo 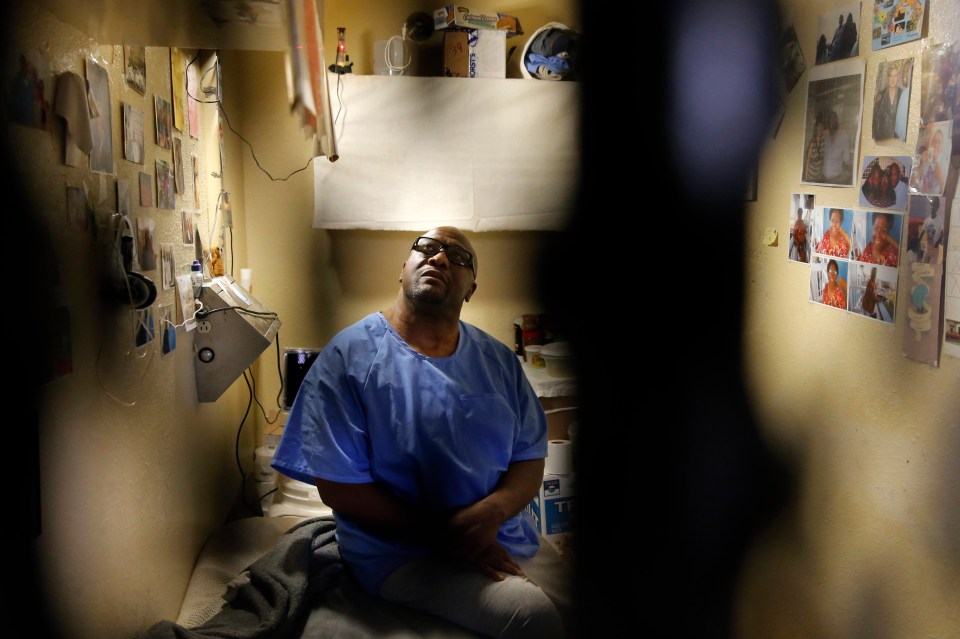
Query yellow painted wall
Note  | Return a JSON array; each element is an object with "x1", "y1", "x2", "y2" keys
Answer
[
  {"x1": 7, "y1": 4, "x2": 253, "y2": 638},
  {"x1": 736, "y1": 1, "x2": 960, "y2": 637}
]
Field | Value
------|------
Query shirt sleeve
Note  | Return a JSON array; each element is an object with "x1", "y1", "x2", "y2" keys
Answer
[
  {"x1": 508, "y1": 356, "x2": 550, "y2": 463},
  {"x1": 271, "y1": 343, "x2": 374, "y2": 485}
]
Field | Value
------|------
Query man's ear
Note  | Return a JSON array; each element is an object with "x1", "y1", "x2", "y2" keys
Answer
[{"x1": 464, "y1": 282, "x2": 477, "y2": 303}]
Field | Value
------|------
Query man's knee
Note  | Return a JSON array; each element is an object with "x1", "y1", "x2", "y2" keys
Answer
[{"x1": 491, "y1": 577, "x2": 565, "y2": 639}]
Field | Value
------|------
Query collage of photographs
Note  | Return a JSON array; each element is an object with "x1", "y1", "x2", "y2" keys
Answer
[{"x1": 781, "y1": 1, "x2": 957, "y2": 365}]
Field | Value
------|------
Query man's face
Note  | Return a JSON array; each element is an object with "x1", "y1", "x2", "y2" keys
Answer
[
  {"x1": 402, "y1": 228, "x2": 477, "y2": 308},
  {"x1": 888, "y1": 164, "x2": 901, "y2": 185}
]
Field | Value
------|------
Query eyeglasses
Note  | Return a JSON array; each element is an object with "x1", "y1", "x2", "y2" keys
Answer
[{"x1": 411, "y1": 236, "x2": 475, "y2": 274}]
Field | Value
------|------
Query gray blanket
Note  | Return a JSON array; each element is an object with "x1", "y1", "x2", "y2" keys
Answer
[{"x1": 140, "y1": 516, "x2": 343, "y2": 639}]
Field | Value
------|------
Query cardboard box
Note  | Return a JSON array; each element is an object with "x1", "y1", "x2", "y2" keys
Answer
[
  {"x1": 526, "y1": 473, "x2": 575, "y2": 552},
  {"x1": 434, "y1": 5, "x2": 523, "y2": 37},
  {"x1": 443, "y1": 29, "x2": 506, "y2": 78}
]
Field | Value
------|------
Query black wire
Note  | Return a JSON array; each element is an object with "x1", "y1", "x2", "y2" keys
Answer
[
  {"x1": 196, "y1": 306, "x2": 279, "y2": 320},
  {"x1": 243, "y1": 340, "x2": 284, "y2": 425},
  {"x1": 185, "y1": 50, "x2": 220, "y2": 104},
  {"x1": 334, "y1": 72, "x2": 345, "y2": 125},
  {"x1": 236, "y1": 369, "x2": 256, "y2": 512},
  {"x1": 218, "y1": 102, "x2": 314, "y2": 182},
  {"x1": 246, "y1": 367, "x2": 278, "y2": 425},
  {"x1": 235, "y1": 337, "x2": 286, "y2": 514},
  {"x1": 273, "y1": 336, "x2": 285, "y2": 411},
  {"x1": 184, "y1": 52, "x2": 313, "y2": 182}
]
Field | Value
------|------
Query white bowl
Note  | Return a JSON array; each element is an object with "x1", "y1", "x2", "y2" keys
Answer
[{"x1": 540, "y1": 342, "x2": 573, "y2": 378}]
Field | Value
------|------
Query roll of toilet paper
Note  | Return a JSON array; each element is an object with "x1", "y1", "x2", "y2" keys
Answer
[{"x1": 545, "y1": 439, "x2": 573, "y2": 475}]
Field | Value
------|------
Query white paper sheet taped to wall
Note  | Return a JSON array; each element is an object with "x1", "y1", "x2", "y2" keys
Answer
[
  {"x1": 545, "y1": 439, "x2": 573, "y2": 475},
  {"x1": 313, "y1": 73, "x2": 579, "y2": 232}
]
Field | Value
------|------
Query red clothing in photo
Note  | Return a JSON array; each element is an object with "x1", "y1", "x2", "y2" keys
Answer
[
  {"x1": 823, "y1": 285, "x2": 846, "y2": 309},
  {"x1": 858, "y1": 242, "x2": 899, "y2": 267},
  {"x1": 817, "y1": 231, "x2": 849, "y2": 257}
]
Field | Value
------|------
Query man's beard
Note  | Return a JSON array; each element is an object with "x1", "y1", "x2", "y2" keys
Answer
[{"x1": 405, "y1": 280, "x2": 447, "y2": 306}]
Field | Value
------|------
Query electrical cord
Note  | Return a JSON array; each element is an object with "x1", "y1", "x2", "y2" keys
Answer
[
  {"x1": 185, "y1": 52, "x2": 315, "y2": 183},
  {"x1": 385, "y1": 23, "x2": 413, "y2": 75},
  {"x1": 218, "y1": 103, "x2": 315, "y2": 182},
  {"x1": 195, "y1": 305, "x2": 280, "y2": 321},
  {"x1": 234, "y1": 334, "x2": 286, "y2": 513}
]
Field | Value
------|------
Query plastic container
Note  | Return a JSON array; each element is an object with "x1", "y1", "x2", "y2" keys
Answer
[
  {"x1": 266, "y1": 476, "x2": 333, "y2": 518},
  {"x1": 190, "y1": 260, "x2": 203, "y2": 298},
  {"x1": 540, "y1": 341, "x2": 574, "y2": 378},
  {"x1": 525, "y1": 344, "x2": 545, "y2": 367}
]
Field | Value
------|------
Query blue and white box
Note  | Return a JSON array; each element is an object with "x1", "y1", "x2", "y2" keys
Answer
[{"x1": 527, "y1": 472, "x2": 575, "y2": 543}]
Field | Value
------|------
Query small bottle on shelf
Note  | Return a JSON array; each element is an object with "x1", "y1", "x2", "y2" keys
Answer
[{"x1": 191, "y1": 260, "x2": 203, "y2": 299}]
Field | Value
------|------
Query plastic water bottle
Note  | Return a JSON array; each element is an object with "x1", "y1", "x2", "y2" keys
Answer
[{"x1": 191, "y1": 260, "x2": 203, "y2": 299}]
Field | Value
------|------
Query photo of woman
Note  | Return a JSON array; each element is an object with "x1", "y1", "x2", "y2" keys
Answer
[
  {"x1": 814, "y1": 207, "x2": 853, "y2": 258},
  {"x1": 849, "y1": 262, "x2": 898, "y2": 323},
  {"x1": 810, "y1": 255, "x2": 848, "y2": 311},
  {"x1": 851, "y1": 210, "x2": 902, "y2": 267},
  {"x1": 872, "y1": 59, "x2": 908, "y2": 142}
]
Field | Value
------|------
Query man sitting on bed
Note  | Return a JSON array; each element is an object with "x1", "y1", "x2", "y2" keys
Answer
[{"x1": 271, "y1": 226, "x2": 565, "y2": 638}]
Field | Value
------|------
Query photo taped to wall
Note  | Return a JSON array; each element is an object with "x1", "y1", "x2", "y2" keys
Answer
[{"x1": 801, "y1": 58, "x2": 865, "y2": 187}]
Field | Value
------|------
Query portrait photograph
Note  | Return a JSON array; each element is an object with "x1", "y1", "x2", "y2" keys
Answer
[
  {"x1": 86, "y1": 58, "x2": 114, "y2": 174},
  {"x1": 124, "y1": 45, "x2": 146, "y2": 95},
  {"x1": 850, "y1": 209, "x2": 903, "y2": 267},
  {"x1": 157, "y1": 159, "x2": 175, "y2": 210},
  {"x1": 117, "y1": 178, "x2": 132, "y2": 216},
  {"x1": 154, "y1": 94, "x2": 173, "y2": 150},
  {"x1": 813, "y1": 206, "x2": 854, "y2": 259},
  {"x1": 173, "y1": 136, "x2": 184, "y2": 194},
  {"x1": 801, "y1": 58, "x2": 865, "y2": 186},
  {"x1": 810, "y1": 254, "x2": 850, "y2": 311},
  {"x1": 814, "y1": 3, "x2": 860, "y2": 65},
  {"x1": 779, "y1": 24, "x2": 807, "y2": 93},
  {"x1": 182, "y1": 209, "x2": 196, "y2": 245},
  {"x1": 849, "y1": 260, "x2": 898, "y2": 323},
  {"x1": 788, "y1": 192, "x2": 815, "y2": 263},
  {"x1": 871, "y1": 57, "x2": 913, "y2": 143},
  {"x1": 857, "y1": 155, "x2": 912, "y2": 211},
  {"x1": 905, "y1": 194, "x2": 947, "y2": 265},
  {"x1": 139, "y1": 171, "x2": 154, "y2": 207},
  {"x1": 909, "y1": 120, "x2": 953, "y2": 196},
  {"x1": 137, "y1": 216, "x2": 158, "y2": 271},
  {"x1": 123, "y1": 102, "x2": 145, "y2": 164},
  {"x1": 917, "y1": 40, "x2": 959, "y2": 147},
  {"x1": 7, "y1": 49, "x2": 52, "y2": 131},
  {"x1": 160, "y1": 243, "x2": 176, "y2": 290}
]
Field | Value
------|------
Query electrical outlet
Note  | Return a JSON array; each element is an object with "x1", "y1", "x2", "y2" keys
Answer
[{"x1": 197, "y1": 320, "x2": 212, "y2": 333}]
